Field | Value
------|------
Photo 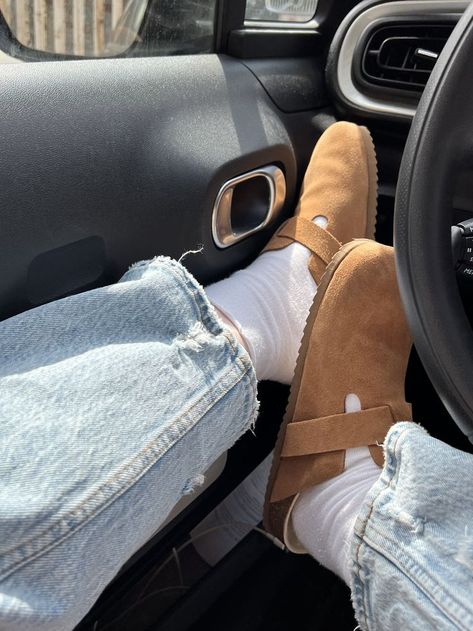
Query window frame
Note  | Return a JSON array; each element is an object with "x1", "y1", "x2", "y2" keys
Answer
[{"x1": 243, "y1": 16, "x2": 319, "y2": 29}]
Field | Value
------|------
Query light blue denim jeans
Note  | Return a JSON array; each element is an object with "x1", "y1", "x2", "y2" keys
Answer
[
  {"x1": 1, "y1": 257, "x2": 473, "y2": 630},
  {"x1": 0, "y1": 257, "x2": 258, "y2": 630},
  {"x1": 351, "y1": 421, "x2": 473, "y2": 631}
]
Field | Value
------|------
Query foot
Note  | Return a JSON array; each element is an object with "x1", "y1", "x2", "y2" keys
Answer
[
  {"x1": 206, "y1": 122, "x2": 378, "y2": 384},
  {"x1": 263, "y1": 121, "x2": 378, "y2": 284},
  {"x1": 290, "y1": 394, "x2": 382, "y2": 584},
  {"x1": 263, "y1": 240, "x2": 412, "y2": 549}
]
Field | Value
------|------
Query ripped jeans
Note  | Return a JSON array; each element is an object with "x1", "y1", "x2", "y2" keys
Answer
[{"x1": 1, "y1": 258, "x2": 472, "y2": 631}]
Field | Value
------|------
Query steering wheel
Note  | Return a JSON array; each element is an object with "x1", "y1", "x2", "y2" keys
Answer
[{"x1": 395, "y1": 2, "x2": 473, "y2": 443}]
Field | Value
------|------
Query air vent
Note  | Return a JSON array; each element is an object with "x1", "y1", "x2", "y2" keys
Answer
[{"x1": 361, "y1": 22, "x2": 455, "y2": 92}]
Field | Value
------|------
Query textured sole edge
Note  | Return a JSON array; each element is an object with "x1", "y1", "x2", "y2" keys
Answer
[{"x1": 359, "y1": 125, "x2": 379, "y2": 240}]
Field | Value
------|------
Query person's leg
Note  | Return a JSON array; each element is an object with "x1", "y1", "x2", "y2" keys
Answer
[
  {"x1": 349, "y1": 421, "x2": 473, "y2": 631},
  {"x1": 262, "y1": 239, "x2": 473, "y2": 630},
  {"x1": 0, "y1": 256, "x2": 257, "y2": 631},
  {"x1": 264, "y1": 239, "x2": 412, "y2": 552},
  {"x1": 192, "y1": 121, "x2": 380, "y2": 564}
]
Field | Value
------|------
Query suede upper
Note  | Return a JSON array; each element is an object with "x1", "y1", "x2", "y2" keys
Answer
[
  {"x1": 264, "y1": 121, "x2": 378, "y2": 273},
  {"x1": 270, "y1": 241, "x2": 412, "y2": 505},
  {"x1": 263, "y1": 123, "x2": 404, "y2": 549}
]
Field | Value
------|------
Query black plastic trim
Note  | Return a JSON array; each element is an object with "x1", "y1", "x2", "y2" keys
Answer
[
  {"x1": 214, "y1": 0, "x2": 246, "y2": 53},
  {"x1": 353, "y1": 16, "x2": 457, "y2": 102},
  {"x1": 228, "y1": 28, "x2": 321, "y2": 59},
  {"x1": 241, "y1": 57, "x2": 328, "y2": 112},
  {"x1": 325, "y1": 0, "x2": 465, "y2": 122},
  {"x1": 148, "y1": 530, "x2": 272, "y2": 631},
  {"x1": 326, "y1": 0, "x2": 411, "y2": 120}
]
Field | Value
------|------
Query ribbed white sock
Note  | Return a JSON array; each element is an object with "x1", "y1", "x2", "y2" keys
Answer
[
  {"x1": 206, "y1": 220, "x2": 328, "y2": 385},
  {"x1": 291, "y1": 394, "x2": 381, "y2": 585}
]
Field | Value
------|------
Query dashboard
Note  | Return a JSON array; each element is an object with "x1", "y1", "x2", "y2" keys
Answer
[{"x1": 327, "y1": 0, "x2": 469, "y2": 120}]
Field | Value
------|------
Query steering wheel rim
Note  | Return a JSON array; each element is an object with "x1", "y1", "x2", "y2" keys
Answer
[{"x1": 395, "y1": 2, "x2": 473, "y2": 442}]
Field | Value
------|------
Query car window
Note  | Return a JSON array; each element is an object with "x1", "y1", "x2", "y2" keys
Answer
[{"x1": 0, "y1": 0, "x2": 216, "y2": 60}]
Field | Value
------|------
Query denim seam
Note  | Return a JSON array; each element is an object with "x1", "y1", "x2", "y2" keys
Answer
[
  {"x1": 134, "y1": 257, "x2": 212, "y2": 332},
  {"x1": 157, "y1": 258, "x2": 208, "y2": 329},
  {"x1": 351, "y1": 424, "x2": 411, "y2": 630},
  {"x1": 241, "y1": 351, "x2": 259, "y2": 427},
  {"x1": 162, "y1": 259, "x2": 256, "y2": 376},
  {"x1": 162, "y1": 258, "x2": 223, "y2": 337},
  {"x1": 223, "y1": 330, "x2": 257, "y2": 399},
  {"x1": 352, "y1": 423, "x2": 473, "y2": 631},
  {"x1": 364, "y1": 423, "x2": 473, "y2": 630},
  {"x1": 129, "y1": 257, "x2": 255, "y2": 377},
  {"x1": 128, "y1": 257, "x2": 254, "y2": 383},
  {"x1": 0, "y1": 342, "x2": 254, "y2": 581},
  {"x1": 236, "y1": 364, "x2": 259, "y2": 437},
  {"x1": 360, "y1": 529, "x2": 473, "y2": 631}
]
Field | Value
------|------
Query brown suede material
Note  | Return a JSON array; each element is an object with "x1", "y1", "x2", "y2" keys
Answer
[
  {"x1": 265, "y1": 217, "x2": 341, "y2": 262},
  {"x1": 270, "y1": 241, "x2": 412, "y2": 503},
  {"x1": 308, "y1": 257, "x2": 327, "y2": 286},
  {"x1": 263, "y1": 123, "x2": 383, "y2": 545},
  {"x1": 280, "y1": 406, "x2": 394, "y2": 458},
  {"x1": 264, "y1": 121, "x2": 377, "y2": 255},
  {"x1": 264, "y1": 240, "x2": 413, "y2": 544},
  {"x1": 264, "y1": 216, "x2": 342, "y2": 284},
  {"x1": 293, "y1": 122, "x2": 376, "y2": 242},
  {"x1": 368, "y1": 444, "x2": 384, "y2": 466}
]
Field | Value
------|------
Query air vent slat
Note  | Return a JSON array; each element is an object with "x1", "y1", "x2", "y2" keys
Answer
[{"x1": 361, "y1": 22, "x2": 455, "y2": 93}]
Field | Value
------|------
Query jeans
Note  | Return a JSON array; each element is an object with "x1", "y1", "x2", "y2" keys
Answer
[
  {"x1": 0, "y1": 257, "x2": 258, "y2": 630},
  {"x1": 351, "y1": 422, "x2": 473, "y2": 631},
  {"x1": 1, "y1": 258, "x2": 472, "y2": 630}
]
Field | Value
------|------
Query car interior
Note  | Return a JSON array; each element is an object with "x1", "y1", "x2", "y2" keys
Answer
[{"x1": 1, "y1": 0, "x2": 473, "y2": 629}]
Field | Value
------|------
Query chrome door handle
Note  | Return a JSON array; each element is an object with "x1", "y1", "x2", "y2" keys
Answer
[{"x1": 212, "y1": 165, "x2": 286, "y2": 248}]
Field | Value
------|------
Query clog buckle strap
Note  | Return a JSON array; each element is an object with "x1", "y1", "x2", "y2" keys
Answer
[{"x1": 264, "y1": 216, "x2": 342, "y2": 284}]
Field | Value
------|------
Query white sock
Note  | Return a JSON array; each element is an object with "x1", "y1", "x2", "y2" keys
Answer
[
  {"x1": 291, "y1": 394, "x2": 381, "y2": 585},
  {"x1": 205, "y1": 218, "x2": 328, "y2": 385}
]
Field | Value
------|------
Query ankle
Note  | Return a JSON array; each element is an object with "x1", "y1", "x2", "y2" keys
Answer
[
  {"x1": 205, "y1": 238, "x2": 317, "y2": 384},
  {"x1": 213, "y1": 306, "x2": 252, "y2": 357},
  {"x1": 291, "y1": 446, "x2": 380, "y2": 584}
]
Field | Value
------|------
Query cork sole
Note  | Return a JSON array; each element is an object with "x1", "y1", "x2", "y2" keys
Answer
[{"x1": 359, "y1": 125, "x2": 378, "y2": 240}]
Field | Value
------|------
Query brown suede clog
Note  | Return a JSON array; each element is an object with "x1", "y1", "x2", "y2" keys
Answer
[
  {"x1": 264, "y1": 121, "x2": 378, "y2": 284},
  {"x1": 263, "y1": 240, "x2": 413, "y2": 551}
]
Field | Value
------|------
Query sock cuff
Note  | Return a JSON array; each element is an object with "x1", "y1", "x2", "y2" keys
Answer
[{"x1": 208, "y1": 299, "x2": 258, "y2": 367}]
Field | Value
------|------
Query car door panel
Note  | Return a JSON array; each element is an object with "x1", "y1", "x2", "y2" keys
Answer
[{"x1": 0, "y1": 54, "x2": 329, "y2": 321}]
